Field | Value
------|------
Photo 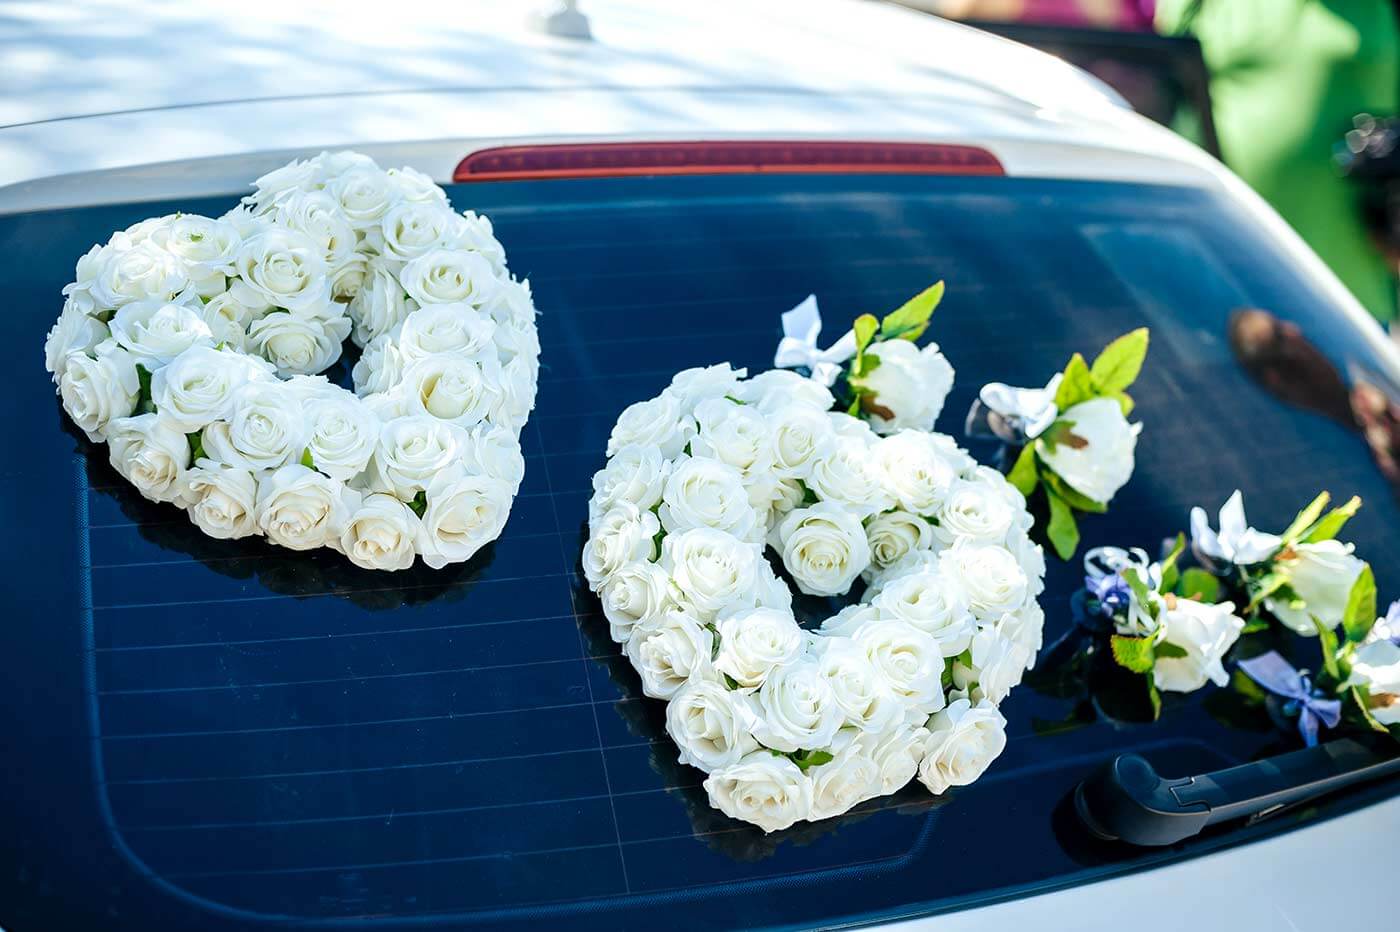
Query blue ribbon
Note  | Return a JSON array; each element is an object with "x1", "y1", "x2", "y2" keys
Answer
[{"x1": 1237, "y1": 651, "x2": 1342, "y2": 747}]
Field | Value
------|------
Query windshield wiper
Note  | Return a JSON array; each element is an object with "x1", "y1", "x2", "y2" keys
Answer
[{"x1": 1074, "y1": 735, "x2": 1400, "y2": 846}]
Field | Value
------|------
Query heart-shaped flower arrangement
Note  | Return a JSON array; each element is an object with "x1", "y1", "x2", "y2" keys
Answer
[
  {"x1": 584, "y1": 359, "x2": 1046, "y2": 832},
  {"x1": 44, "y1": 151, "x2": 539, "y2": 570}
]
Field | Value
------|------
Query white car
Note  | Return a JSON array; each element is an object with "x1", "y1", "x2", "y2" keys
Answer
[{"x1": 2, "y1": 1, "x2": 1397, "y2": 930}]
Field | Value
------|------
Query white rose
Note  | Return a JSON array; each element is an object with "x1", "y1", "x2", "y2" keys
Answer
[
  {"x1": 150, "y1": 345, "x2": 269, "y2": 432},
  {"x1": 856, "y1": 722, "x2": 931, "y2": 795},
  {"x1": 946, "y1": 541, "x2": 1029, "y2": 620},
  {"x1": 339, "y1": 492, "x2": 421, "y2": 571},
  {"x1": 871, "y1": 570, "x2": 975, "y2": 656},
  {"x1": 1153, "y1": 597, "x2": 1246, "y2": 693},
  {"x1": 60, "y1": 244, "x2": 105, "y2": 315},
  {"x1": 667, "y1": 363, "x2": 744, "y2": 409},
  {"x1": 58, "y1": 344, "x2": 140, "y2": 440},
  {"x1": 1346, "y1": 640, "x2": 1400, "y2": 726},
  {"x1": 106, "y1": 413, "x2": 190, "y2": 503},
  {"x1": 935, "y1": 478, "x2": 1016, "y2": 546},
  {"x1": 201, "y1": 382, "x2": 305, "y2": 471},
  {"x1": 1037, "y1": 397, "x2": 1140, "y2": 504},
  {"x1": 387, "y1": 164, "x2": 449, "y2": 205},
  {"x1": 625, "y1": 609, "x2": 715, "y2": 699},
  {"x1": 583, "y1": 502, "x2": 660, "y2": 587},
  {"x1": 865, "y1": 510, "x2": 934, "y2": 573},
  {"x1": 861, "y1": 339, "x2": 955, "y2": 433},
  {"x1": 775, "y1": 503, "x2": 871, "y2": 597},
  {"x1": 328, "y1": 255, "x2": 368, "y2": 303},
  {"x1": 269, "y1": 190, "x2": 358, "y2": 270},
  {"x1": 828, "y1": 411, "x2": 877, "y2": 442},
  {"x1": 691, "y1": 398, "x2": 772, "y2": 486},
  {"x1": 397, "y1": 303, "x2": 496, "y2": 361},
  {"x1": 657, "y1": 456, "x2": 759, "y2": 542},
  {"x1": 995, "y1": 602, "x2": 1046, "y2": 664},
  {"x1": 820, "y1": 603, "x2": 882, "y2": 638},
  {"x1": 659, "y1": 528, "x2": 760, "y2": 618},
  {"x1": 248, "y1": 156, "x2": 318, "y2": 203},
  {"x1": 45, "y1": 300, "x2": 110, "y2": 379},
  {"x1": 255, "y1": 463, "x2": 357, "y2": 551},
  {"x1": 703, "y1": 751, "x2": 812, "y2": 833},
  {"x1": 872, "y1": 430, "x2": 956, "y2": 515},
  {"x1": 817, "y1": 639, "x2": 901, "y2": 733},
  {"x1": 379, "y1": 201, "x2": 455, "y2": 263},
  {"x1": 352, "y1": 333, "x2": 408, "y2": 396},
  {"x1": 599, "y1": 561, "x2": 675, "y2": 644},
  {"x1": 734, "y1": 368, "x2": 835, "y2": 414},
  {"x1": 397, "y1": 354, "x2": 500, "y2": 428},
  {"x1": 109, "y1": 298, "x2": 214, "y2": 366},
  {"x1": 666, "y1": 679, "x2": 760, "y2": 771},
  {"x1": 462, "y1": 423, "x2": 527, "y2": 489},
  {"x1": 370, "y1": 416, "x2": 465, "y2": 498},
  {"x1": 247, "y1": 310, "x2": 350, "y2": 377},
  {"x1": 752, "y1": 659, "x2": 843, "y2": 753},
  {"x1": 90, "y1": 238, "x2": 188, "y2": 309},
  {"x1": 918, "y1": 698, "x2": 1007, "y2": 795},
  {"x1": 1007, "y1": 530, "x2": 1047, "y2": 598},
  {"x1": 807, "y1": 739, "x2": 882, "y2": 821},
  {"x1": 805, "y1": 436, "x2": 892, "y2": 517},
  {"x1": 864, "y1": 549, "x2": 942, "y2": 600},
  {"x1": 446, "y1": 210, "x2": 509, "y2": 274},
  {"x1": 606, "y1": 391, "x2": 695, "y2": 459},
  {"x1": 328, "y1": 166, "x2": 398, "y2": 229},
  {"x1": 154, "y1": 214, "x2": 241, "y2": 283},
  {"x1": 713, "y1": 607, "x2": 803, "y2": 688},
  {"x1": 400, "y1": 248, "x2": 499, "y2": 307},
  {"x1": 489, "y1": 354, "x2": 538, "y2": 431},
  {"x1": 348, "y1": 260, "x2": 420, "y2": 347},
  {"x1": 178, "y1": 462, "x2": 259, "y2": 539},
  {"x1": 416, "y1": 471, "x2": 514, "y2": 569},
  {"x1": 762, "y1": 477, "x2": 806, "y2": 526},
  {"x1": 765, "y1": 403, "x2": 837, "y2": 479},
  {"x1": 1266, "y1": 540, "x2": 1367, "y2": 635},
  {"x1": 233, "y1": 228, "x2": 331, "y2": 314},
  {"x1": 590, "y1": 444, "x2": 670, "y2": 517},
  {"x1": 956, "y1": 627, "x2": 1032, "y2": 704},
  {"x1": 856, "y1": 620, "x2": 946, "y2": 714},
  {"x1": 199, "y1": 291, "x2": 260, "y2": 350},
  {"x1": 304, "y1": 395, "x2": 379, "y2": 481}
]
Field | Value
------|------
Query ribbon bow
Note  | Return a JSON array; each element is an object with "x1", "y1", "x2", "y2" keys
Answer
[
  {"x1": 964, "y1": 374, "x2": 1062, "y2": 446},
  {"x1": 773, "y1": 295, "x2": 857, "y2": 387},
  {"x1": 1238, "y1": 651, "x2": 1342, "y2": 747},
  {"x1": 1083, "y1": 546, "x2": 1160, "y2": 635}
]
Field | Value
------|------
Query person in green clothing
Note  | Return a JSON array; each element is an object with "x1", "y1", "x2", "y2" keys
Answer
[{"x1": 1158, "y1": 0, "x2": 1400, "y2": 324}]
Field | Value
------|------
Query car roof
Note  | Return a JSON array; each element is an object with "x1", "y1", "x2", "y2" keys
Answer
[{"x1": 0, "y1": 0, "x2": 1227, "y2": 213}]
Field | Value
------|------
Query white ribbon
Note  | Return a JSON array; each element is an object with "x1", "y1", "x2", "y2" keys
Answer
[
  {"x1": 773, "y1": 295, "x2": 857, "y2": 387},
  {"x1": 977, "y1": 373, "x2": 1063, "y2": 441}
]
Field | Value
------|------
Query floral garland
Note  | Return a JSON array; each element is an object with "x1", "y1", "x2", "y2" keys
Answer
[
  {"x1": 584, "y1": 288, "x2": 1047, "y2": 832},
  {"x1": 44, "y1": 151, "x2": 539, "y2": 570}
]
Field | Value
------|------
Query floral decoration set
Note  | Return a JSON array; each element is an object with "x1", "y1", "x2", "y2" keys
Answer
[{"x1": 44, "y1": 151, "x2": 1396, "y2": 835}]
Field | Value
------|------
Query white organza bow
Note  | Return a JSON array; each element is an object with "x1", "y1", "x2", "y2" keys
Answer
[
  {"x1": 974, "y1": 373, "x2": 1063, "y2": 442},
  {"x1": 773, "y1": 295, "x2": 857, "y2": 387}
]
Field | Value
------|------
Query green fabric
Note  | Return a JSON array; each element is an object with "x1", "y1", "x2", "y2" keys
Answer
[{"x1": 1159, "y1": 0, "x2": 1400, "y2": 322}]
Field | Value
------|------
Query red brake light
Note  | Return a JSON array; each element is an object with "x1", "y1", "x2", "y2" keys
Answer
[{"x1": 453, "y1": 140, "x2": 1004, "y2": 182}]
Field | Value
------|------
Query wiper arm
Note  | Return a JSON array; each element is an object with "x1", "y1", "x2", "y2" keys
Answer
[{"x1": 1074, "y1": 735, "x2": 1400, "y2": 846}]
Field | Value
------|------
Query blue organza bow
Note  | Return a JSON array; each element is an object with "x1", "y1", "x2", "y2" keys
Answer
[{"x1": 1237, "y1": 651, "x2": 1342, "y2": 747}]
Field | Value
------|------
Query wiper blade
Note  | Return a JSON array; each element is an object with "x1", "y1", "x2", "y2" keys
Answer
[{"x1": 1074, "y1": 735, "x2": 1400, "y2": 846}]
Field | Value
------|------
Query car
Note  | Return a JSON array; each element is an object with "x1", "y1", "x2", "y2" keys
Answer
[{"x1": 2, "y1": 1, "x2": 1398, "y2": 930}]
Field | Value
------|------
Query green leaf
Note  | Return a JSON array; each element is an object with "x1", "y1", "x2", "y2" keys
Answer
[
  {"x1": 723, "y1": 673, "x2": 741, "y2": 691},
  {"x1": 1177, "y1": 567, "x2": 1221, "y2": 603},
  {"x1": 1303, "y1": 495, "x2": 1362, "y2": 543},
  {"x1": 1281, "y1": 491, "x2": 1331, "y2": 543},
  {"x1": 299, "y1": 447, "x2": 315, "y2": 469},
  {"x1": 1053, "y1": 353, "x2": 1095, "y2": 410},
  {"x1": 852, "y1": 313, "x2": 879, "y2": 358},
  {"x1": 1120, "y1": 567, "x2": 1154, "y2": 617},
  {"x1": 1089, "y1": 327, "x2": 1150, "y2": 395},
  {"x1": 1006, "y1": 444, "x2": 1039, "y2": 496},
  {"x1": 1110, "y1": 636, "x2": 1160, "y2": 687},
  {"x1": 1231, "y1": 667, "x2": 1268, "y2": 704},
  {"x1": 1044, "y1": 488, "x2": 1080, "y2": 560},
  {"x1": 1247, "y1": 572, "x2": 1289, "y2": 612},
  {"x1": 408, "y1": 490, "x2": 427, "y2": 518},
  {"x1": 134, "y1": 363, "x2": 156, "y2": 414},
  {"x1": 1315, "y1": 616, "x2": 1342, "y2": 681},
  {"x1": 788, "y1": 748, "x2": 835, "y2": 772},
  {"x1": 1342, "y1": 564, "x2": 1378, "y2": 644},
  {"x1": 1111, "y1": 391, "x2": 1135, "y2": 416},
  {"x1": 1040, "y1": 466, "x2": 1107, "y2": 513},
  {"x1": 1147, "y1": 681, "x2": 1163, "y2": 721},
  {"x1": 1154, "y1": 640, "x2": 1188, "y2": 660},
  {"x1": 1159, "y1": 533, "x2": 1186, "y2": 593},
  {"x1": 879, "y1": 281, "x2": 944, "y2": 342},
  {"x1": 187, "y1": 430, "x2": 205, "y2": 463},
  {"x1": 1351, "y1": 686, "x2": 1393, "y2": 735}
]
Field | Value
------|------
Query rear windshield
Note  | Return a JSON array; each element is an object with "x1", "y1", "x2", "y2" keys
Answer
[{"x1": 4, "y1": 174, "x2": 1400, "y2": 931}]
